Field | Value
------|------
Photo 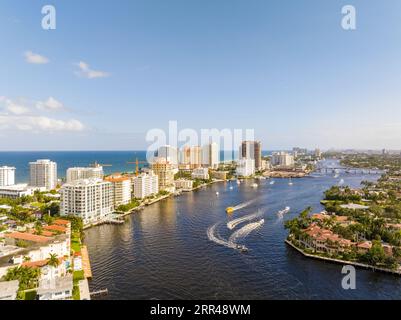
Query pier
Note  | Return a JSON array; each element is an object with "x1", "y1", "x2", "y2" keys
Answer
[
  {"x1": 90, "y1": 289, "x2": 109, "y2": 297},
  {"x1": 81, "y1": 245, "x2": 93, "y2": 279}
]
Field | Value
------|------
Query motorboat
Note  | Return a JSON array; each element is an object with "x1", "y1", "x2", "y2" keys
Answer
[{"x1": 226, "y1": 207, "x2": 234, "y2": 214}]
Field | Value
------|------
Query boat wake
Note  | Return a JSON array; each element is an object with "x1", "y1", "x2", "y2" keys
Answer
[
  {"x1": 207, "y1": 223, "x2": 237, "y2": 250},
  {"x1": 228, "y1": 219, "x2": 265, "y2": 244},
  {"x1": 230, "y1": 199, "x2": 257, "y2": 213},
  {"x1": 227, "y1": 210, "x2": 263, "y2": 230}
]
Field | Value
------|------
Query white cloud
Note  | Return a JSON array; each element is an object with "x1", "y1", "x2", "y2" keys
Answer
[
  {"x1": 0, "y1": 115, "x2": 85, "y2": 132},
  {"x1": 24, "y1": 51, "x2": 49, "y2": 64},
  {"x1": 36, "y1": 97, "x2": 65, "y2": 111},
  {"x1": 75, "y1": 61, "x2": 110, "y2": 79},
  {"x1": 0, "y1": 96, "x2": 85, "y2": 132},
  {"x1": 1, "y1": 98, "x2": 30, "y2": 115}
]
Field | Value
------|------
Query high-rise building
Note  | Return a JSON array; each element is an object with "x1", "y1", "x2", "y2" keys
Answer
[
  {"x1": 157, "y1": 145, "x2": 178, "y2": 165},
  {"x1": 29, "y1": 159, "x2": 57, "y2": 191},
  {"x1": 66, "y1": 166, "x2": 104, "y2": 183},
  {"x1": 314, "y1": 148, "x2": 322, "y2": 159},
  {"x1": 202, "y1": 143, "x2": 219, "y2": 169},
  {"x1": 180, "y1": 146, "x2": 191, "y2": 166},
  {"x1": 151, "y1": 157, "x2": 175, "y2": 191},
  {"x1": 236, "y1": 158, "x2": 255, "y2": 177},
  {"x1": 271, "y1": 152, "x2": 295, "y2": 167},
  {"x1": 240, "y1": 141, "x2": 261, "y2": 170},
  {"x1": 189, "y1": 146, "x2": 202, "y2": 169},
  {"x1": 132, "y1": 171, "x2": 159, "y2": 199},
  {"x1": 180, "y1": 145, "x2": 204, "y2": 169},
  {"x1": 0, "y1": 166, "x2": 15, "y2": 187},
  {"x1": 60, "y1": 178, "x2": 114, "y2": 225},
  {"x1": 104, "y1": 175, "x2": 132, "y2": 206}
]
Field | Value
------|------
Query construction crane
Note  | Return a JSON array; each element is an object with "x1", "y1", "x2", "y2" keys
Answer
[
  {"x1": 127, "y1": 158, "x2": 147, "y2": 176},
  {"x1": 89, "y1": 161, "x2": 112, "y2": 168}
]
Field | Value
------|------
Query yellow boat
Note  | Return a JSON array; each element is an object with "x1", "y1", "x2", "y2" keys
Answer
[{"x1": 226, "y1": 207, "x2": 234, "y2": 214}]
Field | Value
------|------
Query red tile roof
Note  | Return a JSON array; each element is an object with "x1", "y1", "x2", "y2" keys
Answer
[
  {"x1": 53, "y1": 219, "x2": 71, "y2": 226},
  {"x1": 43, "y1": 225, "x2": 67, "y2": 233},
  {"x1": 5, "y1": 232, "x2": 51, "y2": 243}
]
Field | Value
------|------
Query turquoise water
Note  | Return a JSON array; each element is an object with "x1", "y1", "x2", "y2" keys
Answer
[{"x1": 0, "y1": 150, "x2": 271, "y2": 183}]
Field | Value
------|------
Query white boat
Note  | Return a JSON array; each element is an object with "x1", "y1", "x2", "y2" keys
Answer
[
  {"x1": 216, "y1": 192, "x2": 219, "y2": 196},
  {"x1": 277, "y1": 207, "x2": 290, "y2": 216},
  {"x1": 288, "y1": 178, "x2": 293, "y2": 186},
  {"x1": 251, "y1": 183, "x2": 258, "y2": 188},
  {"x1": 236, "y1": 180, "x2": 241, "y2": 185},
  {"x1": 270, "y1": 180, "x2": 275, "y2": 185},
  {"x1": 229, "y1": 186, "x2": 233, "y2": 190}
]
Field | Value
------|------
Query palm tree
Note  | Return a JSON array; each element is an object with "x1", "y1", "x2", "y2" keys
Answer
[{"x1": 47, "y1": 254, "x2": 60, "y2": 268}]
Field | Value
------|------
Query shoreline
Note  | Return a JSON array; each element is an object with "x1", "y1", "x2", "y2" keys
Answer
[
  {"x1": 83, "y1": 179, "x2": 227, "y2": 230},
  {"x1": 285, "y1": 239, "x2": 401, "y2": 276}
]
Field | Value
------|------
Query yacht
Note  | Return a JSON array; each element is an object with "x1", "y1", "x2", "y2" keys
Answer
[{"x1": 288, "y1": 178, "x2": 293, "y2": 186}]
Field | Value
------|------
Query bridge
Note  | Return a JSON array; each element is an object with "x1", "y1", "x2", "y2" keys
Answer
[{"x1": 314, "y1": 167, "x2": 383, "y2": 175}]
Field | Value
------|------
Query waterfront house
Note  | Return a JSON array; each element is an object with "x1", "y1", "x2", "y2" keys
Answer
[
  {"x1": 0, "y1": 280, "x2": 19, "y2": 300},
  {"x1": 356, "y1": 241, "x2": 372, "y2": 254},
  {"x1": 4, "y1": 232, "x2": 51, "y2": 247},
  {"x1": 37, "y1": 274, "x2": 73, "y2": 300},
  {"x1": 301, "y1": 224, "x2": 353, "y2": 254}
]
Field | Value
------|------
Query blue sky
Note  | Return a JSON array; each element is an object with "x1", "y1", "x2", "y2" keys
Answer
[{"x1": 1, "y1": 0, "x2": 401, "y2": 151}]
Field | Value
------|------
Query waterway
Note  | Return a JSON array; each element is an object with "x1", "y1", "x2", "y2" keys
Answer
[{"x1": 84, "y1": 160, "x2": 401, "y2": 299}]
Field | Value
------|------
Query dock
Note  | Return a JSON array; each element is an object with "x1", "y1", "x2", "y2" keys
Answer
[
  {"x1": 90, "y1": 289, "x2": 108, "y2": 297},
  {"x1": 81, "y1": 245, "x2": 93, "y2": 279}
]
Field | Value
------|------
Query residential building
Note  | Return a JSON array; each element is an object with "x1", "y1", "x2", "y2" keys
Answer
[
  {"x1": 66, "y1": 166, "x2": 104, "y2": 183},
  {"x1": 236, "y1": 158, "x2": 255, "y2": 177},
  {"x1": 0, "y1": 280, "x2": 19, "y2": 300},
  {"x1": 151, "y1": 157, "x2": 175, "y2": 191},
  {"x1": 301, "y1": 224, "x2": 353, "y2": 254},
  {"x1": 174, "y1": 179, "x2": 194, "y2": 191},
  {"x1": 180, "y1": 146, "x2": 191, "y2": 166},
  {"x1": 180, "y1": 145, "x2": 209, "y2": 169},
  {"x1": 0, "y1": 166, "x2": 15, "y2": 187},
  {"x1": 292, "y1": 147, "x2": 308, "y2": 156},
  {"x1": 271, "y1": 152, "x2": 295, "y2": 167},
  {"x1": 192, "y1": 167, "x2": 210, "y2": 180},
  {"x1": 37, "y1": 275, "x2": 73, "y2": 300},
  {"x1": 157, "y1": 145, "x2": 178, "y2": 165},
  {"x1": 210, "y1": 170, "x2": 228, "y2": 180},
  {"x1": 132, "y1": 171, "x2": 159, "y2": 199},
  {"x1": 0, "y1": 184, "x2": 35, "y2": 199},
  {"x1": 189, "y1": 146, "x2": 202, "y2": 169},
  {"x1": 60, "y1": 178, "x2": 114, "y2": 225},
  {"x1": 22, "y1": 257, "x2": 67, "y2": 281},
  {"x1": 29, "y1": 159, "x2": 57, "y2": 191},
  {"x1": 240, "y1": 141, "x2": 262, "y2": 170},
  {"x1": 104, "y1": 175, "x2": 132, "y2": 206},
  {"x1": 202, "y1": 143, "x2": 219, "y2": 169}
]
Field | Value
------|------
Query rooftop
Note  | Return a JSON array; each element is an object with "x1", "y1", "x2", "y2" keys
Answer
[
  {"x1": 0, "y1": 280, "x2": 19, "y2": 298},
  {"x1": 5, "y1": 232, "x2": 52, "y2": 243},
  {"x1": 37, "y1": 275, "x2": 73, "y2": 295}
]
